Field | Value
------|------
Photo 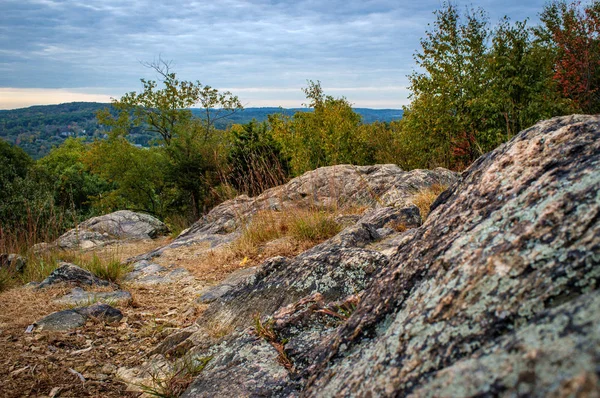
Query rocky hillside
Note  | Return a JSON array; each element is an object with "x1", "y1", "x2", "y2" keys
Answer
[
  {"x1": 1, "y1": 115, "x2": 597, "y2": 397},
  {"x1": 148, "y1": 114, "x2": 598, "y2": 397}
]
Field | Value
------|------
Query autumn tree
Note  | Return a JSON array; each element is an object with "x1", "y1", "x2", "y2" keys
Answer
[{"x1": 538, "y1": 0, "x2": 600, "y2": 113}]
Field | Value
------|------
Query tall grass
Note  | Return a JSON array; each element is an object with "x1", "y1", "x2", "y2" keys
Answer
[{"x1": 232, "y1": 207, "x2": 343, "y2": 259}]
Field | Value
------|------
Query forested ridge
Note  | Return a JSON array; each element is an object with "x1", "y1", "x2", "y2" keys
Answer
[{"x1": 0, "y1": 103, "x2": 403, "y2": 159}]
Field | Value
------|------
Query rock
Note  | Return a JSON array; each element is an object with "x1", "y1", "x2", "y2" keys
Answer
[
  {"x1": 303, "y1": 115, "x2": 600, "y2": 396},
  {"x1": 34, "y1": 303, "x2": 123, "y2": 331},
  {"x1": 133, "y1": 165, "x2": 457, "y2": 262},
  {"x1": 174, "y1": 115, "x2": 600, "y2": 397},
  {"x1": 76, "y1": 303, "x2": 123, "y2": 323},
  {"x1": 0, "y1": 253, "x2": 27, "y2": 272},
  {"x1": 181, "y1": 332, "x2": 298, "y2": 398},
  {"x1": 196, "y1": 245, "x2": 387, "y2": 333},
  {"x1": 196, "y1": 267, "x2": 258, "y2": 304},
  {"x1": 34, "y1": 310, "x2": 87, "y2": 331},
  {"x1": 37, "y1": 263, "x2": 112, "y2": 289},
  {"x1": 125, "y1": 263, "x2": 192, "y2": 286},
  {"x1": 53, "y1": 210, "x2": 168, "y2": 250},
  {"x1": 53, "y1": 287, "x2": 132, "y2": 306}
]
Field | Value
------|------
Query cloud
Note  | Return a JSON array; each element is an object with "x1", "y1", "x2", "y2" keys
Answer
[
  {"x1": 0, "y1": 88, "x2": 114, "y2": 109},
  {"x1": 0, "y1": 0, "x2": 549, "y2": 108}
]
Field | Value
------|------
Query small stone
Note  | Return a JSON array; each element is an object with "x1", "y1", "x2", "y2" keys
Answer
[{"x1": 76, "y1": 303, "x2": 123, "y2": 323}]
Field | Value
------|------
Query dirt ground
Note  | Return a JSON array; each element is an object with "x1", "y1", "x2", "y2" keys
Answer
[{"x1": 0, "y1": 239, "x2": 208, "y2": 398}]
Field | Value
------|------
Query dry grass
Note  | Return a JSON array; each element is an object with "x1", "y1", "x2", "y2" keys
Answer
[
  {"x1": 412, "y1": 184, "x2": 448, "y2": 221},
  {"x1": 0, "y1": 237, "x2": 171, "y2": 293},
  {"x1": 232, "y1": 207, "x2": 342, "y2": 258},
  {"x1": 139, "y1": 356, "x2": 212, "y2": 398},
  {"x1": 0, "y1": 277, "x2": 204, "y2": 397}
]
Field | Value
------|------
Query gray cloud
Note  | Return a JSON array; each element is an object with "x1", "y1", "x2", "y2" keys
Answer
[{"x1": 0, "y1": 0, "x2": 548, "y2": 108}]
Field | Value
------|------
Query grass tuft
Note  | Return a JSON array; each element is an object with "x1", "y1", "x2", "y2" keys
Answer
[
  {"x1": 139, "y1": 356, "x2": 212, "y2": 398},
  {"x1": 232, "y1": 207, "x2": 342, "y2": 259},
  {"x1": 79, "y1": 253, "x2": 130, "y2": 283},
  {"x1": 253, "y1": 314, "x2": 294, "y2": 371},
  {"x1": 412, "y1": 184, "x2": 448, "y2": 221}
]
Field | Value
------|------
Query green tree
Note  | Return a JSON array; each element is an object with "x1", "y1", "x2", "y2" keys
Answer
[
  {"x1": 35, "y1": 138, "x2": 110, "y2": 216},
  {"x1": 403, "y1": 3, "x2": 491, "y2": 169},
  {"x1": 227, "y1": 120, "x2": 290, "y2": 195},
  {"x1": 97, "y1": 60, "x2": 243, "y2": 219},
  {"x1": 487, "y1": 18, "x2": 571, "y2": 141},
  {"x1": 85, "y1": 137, "x2": 170, "y2": 217},
  {"x1": 269, "y1": 81, "x2": 365, "y2": 175}
]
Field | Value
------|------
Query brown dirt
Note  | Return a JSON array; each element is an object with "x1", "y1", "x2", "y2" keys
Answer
[{"x1": 0, "y1": 238, "x2": 205, "y2": 398}]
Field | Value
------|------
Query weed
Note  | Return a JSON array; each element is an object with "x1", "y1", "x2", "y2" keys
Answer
[
  {"x1": 253, "y1": 313, "x2": 294, "y2": 371},
  {"x1": 388, "y1": 219, "x2": 408, "y2": 233},
  {"x1": 80, "y1": 253, "x2": 129, "y2": 282},
  {"x1": 412, "y1": 184, "x2": 448, "y2": 221},
  {"x1": 139, "y1": 356, "x2": 212, "y2": 398},
  {"x1": 232, "y1": 207, "x2": 342, "y2": 259},
  {"x1": 0, "y1": 268, "x2": 15, "y2": 292},
  {"x1": 165, "y1": 214, "x2": 192, "y2": 239}
]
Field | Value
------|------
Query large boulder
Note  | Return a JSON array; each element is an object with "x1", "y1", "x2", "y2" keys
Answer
[
  {"x1": 302, "y1": 115, "x2": 600, "y2": 396},
  {"x1": 179, "y1": 114, "x2": 599, "y2": 397},
  {"x1": 54, "y1": 210, "x2": 168, "y2": 250}
]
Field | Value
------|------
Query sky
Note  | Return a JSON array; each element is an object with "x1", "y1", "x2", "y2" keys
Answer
[{"x1": 0, "y1": 0, "x2": 548, "y2": 110}]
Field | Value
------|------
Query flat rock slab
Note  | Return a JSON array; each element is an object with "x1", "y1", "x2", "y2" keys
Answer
[
  {"x1": 37, "y1": 263, "x2": 113, "y2": 289},
  {"x1": 34, "y1": 303, "x2": 123, "y2": 331},
  {"x1": 34, "y1": 310, "x2": 87, "y2": 331},
  {"x1": 54, "y1": 287, "x2": 132, "y2": 306}
]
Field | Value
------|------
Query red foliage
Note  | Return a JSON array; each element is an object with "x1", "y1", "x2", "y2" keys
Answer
[{"x1": 549, "y1": 1, "x2": 600, "y2": 112}]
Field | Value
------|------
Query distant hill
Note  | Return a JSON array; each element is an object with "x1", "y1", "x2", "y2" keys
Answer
[{"x1": 0, "y1": 102, "x2": 403, "y2": 159}]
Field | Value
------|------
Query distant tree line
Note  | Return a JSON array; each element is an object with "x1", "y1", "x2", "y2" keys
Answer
[{"x1": 1, "y1": 0, "x2": 597, "y2": 246}]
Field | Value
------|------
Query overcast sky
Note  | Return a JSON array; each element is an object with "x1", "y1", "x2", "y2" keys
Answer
[{"x1": 0, "y1": 0, "x2": 548, "y2": 109}]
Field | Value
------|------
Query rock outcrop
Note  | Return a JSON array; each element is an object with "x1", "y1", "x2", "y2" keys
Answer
[
  {"x1": 49, "y1": 210, "x2": 168, "y2": 250},
  {"x1": 172, "y1": 115, "x2": 600, "y2": 397},
  {"x1": 135, "y1": 164, "x2": 457, "y2": 261},
  {"x1": 0, "y1": 253, "x2": 26, "y2": 273}
]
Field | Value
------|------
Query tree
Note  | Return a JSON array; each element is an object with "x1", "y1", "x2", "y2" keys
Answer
[
  {"x1": 227, "y1": 120, "x2": 290, "y2": 195},
  {"x1": 269, "y1": 81, "x2": 365, "y2": 175},
  {"x1": 36, "y1": 138, "x2": 110, "y2": 216},
  {"x1": 487, "y1": 18, "x2": 571, "y2": 140},
  {"x1": 403, "y1": 3, "x2": 491, "y2": 169},
  {"x1": 538, "y1": 0, "x2": 600, "y2": 113},
  {"x1": 97, "y1": 59, "x2": 243, "y2": 219}
]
